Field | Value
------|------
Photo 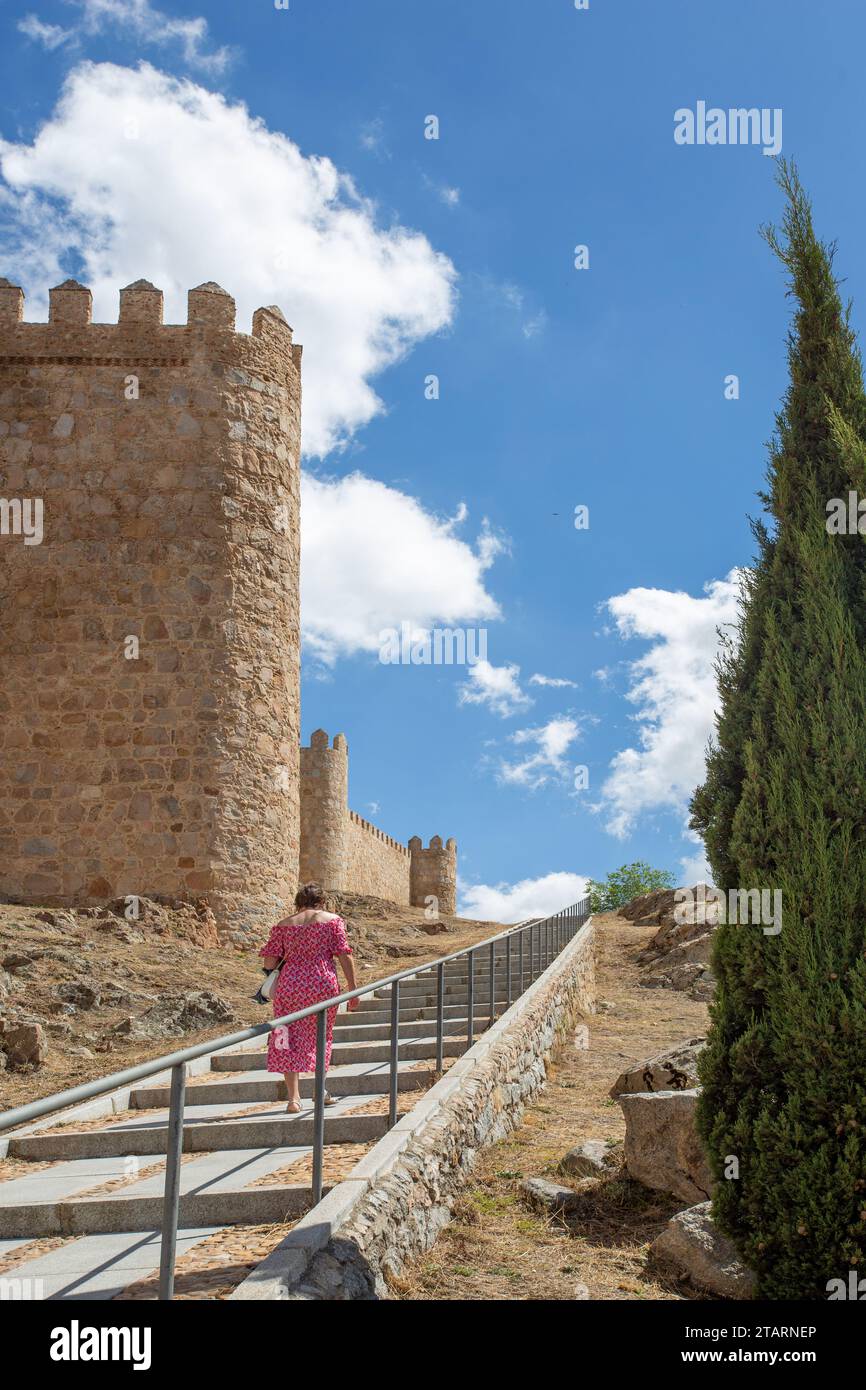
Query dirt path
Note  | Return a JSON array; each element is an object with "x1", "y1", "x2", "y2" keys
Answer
[{"x1": 396, "y1": 911, "x2": 710, "y2": 1301}]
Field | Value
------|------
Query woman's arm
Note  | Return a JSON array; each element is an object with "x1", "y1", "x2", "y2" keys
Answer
[
  {"x1": 262, "y1": 956, "x2": 279, "y2": 970},
  {"x1": 335, "y1": 951, "x2": 359, "y2": 1010},
  {"x1": 336, "y1": 951, "x2": 357, "y2": 990}
]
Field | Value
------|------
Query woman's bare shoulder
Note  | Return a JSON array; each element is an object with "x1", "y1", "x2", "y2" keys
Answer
[{"x1": 280, "y1": 910, "x2": 340, "y2": 925}]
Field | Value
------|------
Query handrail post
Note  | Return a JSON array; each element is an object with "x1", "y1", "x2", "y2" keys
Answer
[
  {"x1": 389, "y1": 980, "x2": 400, "y2": 1128},
  {"x1": 506, "y1": 933, "x2": 513, "y2": 1010},
  {"x1": 467, "y1": 949, "x2": 475, "y2": 1047},
  {"x1": 488, "y1": 940, "x2": 496, "y2": 1027},
  {"x1": 158, "y1": 1061, "x2": 186, "y2": 1301},
  {"x1": 312, "y1": 1010, "x2": 327, "y2": 1203},
  {"x1": 436, "y1": 960, "x2": 445, "y2": 1073}
]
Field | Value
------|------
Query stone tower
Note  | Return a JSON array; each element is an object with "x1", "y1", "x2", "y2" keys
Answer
[
  {"x1": 409, "y1": 836, "x2": 458, "y2": 917},
  {"x1": 298, "y1": 729, "x2": 349, "y2": 891},
  {"x1": 0, "y1": 277, "x2": 302, "y2": 937}
]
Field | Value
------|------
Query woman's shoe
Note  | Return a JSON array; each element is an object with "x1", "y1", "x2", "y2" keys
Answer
[
  {"x1": 285, "y1": 1099, "x2": 303, "y2": 1114},
  {"x1": 323, "y1": 1090, "x2": 337, "y2": 1106}
]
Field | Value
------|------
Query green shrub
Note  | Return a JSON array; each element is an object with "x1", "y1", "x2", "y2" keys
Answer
[{"x1": 587, "y1": 861, "x2": 675, "y2": 913}]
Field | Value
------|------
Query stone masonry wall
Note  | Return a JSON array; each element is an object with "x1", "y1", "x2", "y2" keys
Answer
[
  {"x1": 231, "y1": 918, "x2": 595, "y2": 1300},
  {"x1": 0, "y1": 278, "x2": 302, "y2": 938},
  {"x1": 299, "y1": 729, "x2": 453, "y2": 910},
  {"x1": 345, "y1": 811, "x2": 410, "y2": 902}
]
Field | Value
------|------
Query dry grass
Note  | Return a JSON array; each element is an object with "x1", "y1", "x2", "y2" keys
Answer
[{"x1": 397, "y1": 912, "x2": 710, "y2": 1301}]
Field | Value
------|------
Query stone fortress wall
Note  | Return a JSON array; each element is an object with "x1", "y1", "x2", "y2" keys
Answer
[
  {"x1": 0, "y1": 277, "x2": 457, "y2": 933},
  {"x1": 299, "y1": 730, "x2": 457, "y2": 915}
]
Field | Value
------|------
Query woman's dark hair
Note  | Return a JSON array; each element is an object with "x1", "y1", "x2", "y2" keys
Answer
[{"x1": 295, "y1": 882, "x2": 326, "y2": 910}]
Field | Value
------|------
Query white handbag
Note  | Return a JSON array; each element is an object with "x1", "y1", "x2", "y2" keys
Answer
[{"x1": 255, "y1": 956, "x2": 285, "y2": 1005}]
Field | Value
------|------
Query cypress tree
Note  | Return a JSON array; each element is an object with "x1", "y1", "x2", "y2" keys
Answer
[{"x1": 690, "y1": 160, "x2": 866, "y2": 1299}]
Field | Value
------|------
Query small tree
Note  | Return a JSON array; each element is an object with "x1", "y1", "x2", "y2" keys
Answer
[{"x1": 587, "y1": 861, "x2": 675, "y2": 913}]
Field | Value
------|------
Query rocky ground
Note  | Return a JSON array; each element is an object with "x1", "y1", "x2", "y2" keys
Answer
[
  {"x1": 0, "y1": 892, "x2": 503, "y2": 1111},
  {"x1": 620, "y1": 885, "x2": 718, "y2": 1001}
]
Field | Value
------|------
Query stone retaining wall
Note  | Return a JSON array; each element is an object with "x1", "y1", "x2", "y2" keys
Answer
[{"x1": 231, "y1": 917, "x2": 595, "y2": 1300}]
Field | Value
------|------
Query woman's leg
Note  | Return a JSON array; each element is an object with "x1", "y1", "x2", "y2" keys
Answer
[{"x1": 283, "y1": 1071, "x2": 300, "y2": 1107}]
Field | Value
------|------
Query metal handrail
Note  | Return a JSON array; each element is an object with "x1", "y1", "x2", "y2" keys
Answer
[{"x1": 0, "y1": 894, "x2": 591, "y2": 1297}]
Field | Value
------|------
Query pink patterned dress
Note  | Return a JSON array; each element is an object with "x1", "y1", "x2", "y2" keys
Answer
[{"x1": 259, "y1": 916, "x2": 352, "y2": 1074}]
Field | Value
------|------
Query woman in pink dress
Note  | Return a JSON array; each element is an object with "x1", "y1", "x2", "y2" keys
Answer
[{"x1": 259, "y1": 882, "x2": 359, "y2": 1113}]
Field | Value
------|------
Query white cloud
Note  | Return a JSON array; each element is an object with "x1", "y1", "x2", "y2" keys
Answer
[
  {"x1": 493, "y1": 279, "x2": 547, "y2": 340},
  {"x1": 529, "y1": 673, "x2": 577, "y2": 689},
  {"x1": 679, "y1": 846, "x2": 714, "y2": 888},
  {"x1": 458, "y1": 661, "x2": 532, "y2": 719},
  {"x1": 75, "y1": 0, "x2": 230, "y2": 72},
  {"x1": 0, "y1": 61, "x2": 457, "y2": 457},
  {"x1": 18, "y1": 14, "x2": 74, "y2": 49},
  {"x1": 359, "y1": 118, "x2": 389, "y2": 158},
  {"x1": 597, "y1": 572, "x2": 743, "y2": 837},
  {"x1": 498, "y1": 716, "x2": 581, "y2": 789},
  {"x1": 422, "y1": 174, "x2": 460, "y2": 208},
  {"x1": 521, "y1": 310, "x2": 548, "y2": 340},
  {"x1": 460, "y1": 871, "x2": 589, "y2": 923},
  {"x1": 301, "y1": 473, "x2": 502, "y2": 665}
]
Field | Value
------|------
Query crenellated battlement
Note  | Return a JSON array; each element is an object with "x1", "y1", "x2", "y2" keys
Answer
[
  {"x1": 348, "y1": 809, "x2": 410, "y2": 857},
  {"x1": 299, "y1": 730, "x2": 455, "y2": 910},
  {"x1": 0, "y1": 278, "x2": 303, "y2": 373}
]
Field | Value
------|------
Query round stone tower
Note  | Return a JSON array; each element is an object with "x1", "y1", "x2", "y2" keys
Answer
[
  {"x1": 409, "y1": 835, "x2": 458, "y2": 916},
  {"x1": 0, "y1": 277, "x2": 302, "y2": 937},
  {"x1": 299, "y1": 730, "x2": 349, "y2": 892}
]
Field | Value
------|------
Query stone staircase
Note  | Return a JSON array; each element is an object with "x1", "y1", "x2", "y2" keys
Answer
[{"x1": 0, "y1": 958, "x2": 516, "y2": 1299}]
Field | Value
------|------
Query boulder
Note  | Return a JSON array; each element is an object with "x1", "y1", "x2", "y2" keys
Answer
[
  {"x1": 2, "y1": 952, "x2": 39, "y2": 978},
  {"x1": 0, "y1": 968, "x2": 12, "y2": 999},
  {"x1": 635, "y1": 885, "x2": 721, "y2": 959},
  {"x1": 651, "y1": 1201, "x2": 756, "y2": 1298},
  {"x1": 521, "y1": 1177, "x2": 581, "y2": 1214},
  {"x1": 559, "y1": 1140, "x2": 619, "y2": 1177},
  {"x1": 640, "y1": 961, "x2": 706, "y2": 992},
  {"x1": 657, "y1": 932, "x2": 715, "y2": 970},
  {"x1": 610, "y1": 1038, "x2": 705, "y2": 1098},
  {"x1": 619, "y1": 1089, "x2": 712, "y2": 1204},
  {"x1": 689, "y1": 972, "x2": 717, "y2": 1003},
  {"x1": 617, "y1": 888, "x2": 678, "y2": 926},
  {"x1": 55, "y1": 982, "x2": 100, "y2": 1009},
  {"x1": 113, "y1": 989, "x2": 235, "y2": 1041},
  {"x1": 2, "y1": 1021, "x2": 48, "y2": 1069}
]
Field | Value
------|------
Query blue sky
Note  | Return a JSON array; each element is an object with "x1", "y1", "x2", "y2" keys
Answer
[{"x1": 2, "y1": 0, "x2": 864, "y2": 918}]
